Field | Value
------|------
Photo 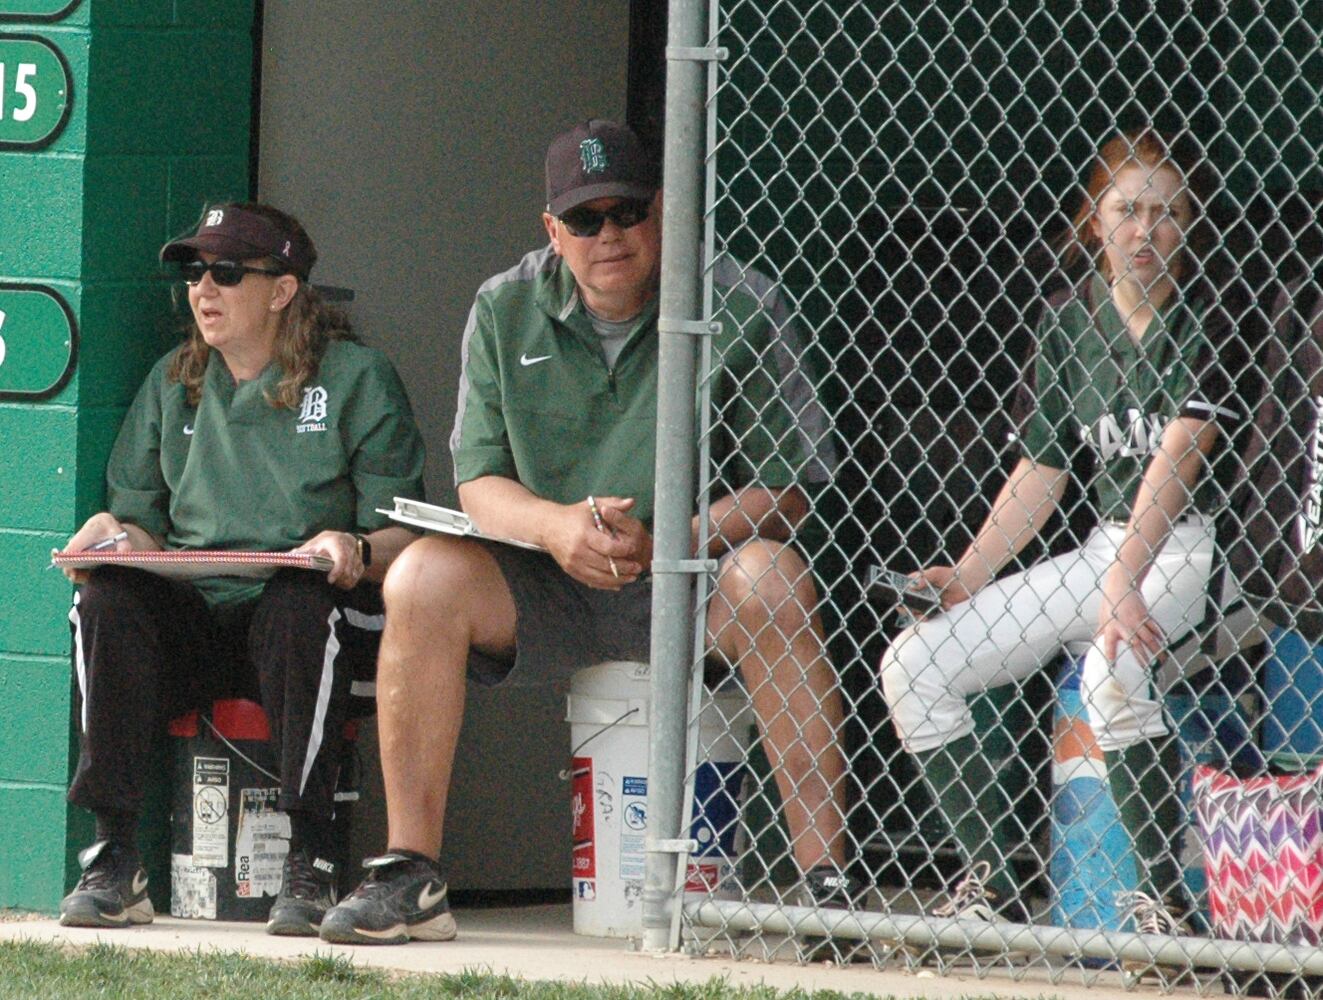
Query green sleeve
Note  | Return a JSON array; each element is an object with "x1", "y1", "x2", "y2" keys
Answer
[
  {"x1": 451, "y1": 294, "x2": 517, "y2": 485},
  {"x1": 343, "y1": 352, "x2": 427, "y2": 531},
  {"x1": 106, "y1": 361, "x2": 171, "y2": 539},
  {"x1": 715, "y1": 315, "x2": 810, "y2": 491},
  {"x1": 1016, "y1": 309, "x2": 1074, "y2": 470}
]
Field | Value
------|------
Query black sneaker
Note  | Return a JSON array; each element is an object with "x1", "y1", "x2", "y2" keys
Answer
[
  {"x1": 795, "y1": 864, "x2": 873, "y2": 964},
  {"x1": 59, "y1": 841, "x2": 153, "y2": 928},
  {"x1": 319, "y1": 852, "x2": 457, "y2": 945},
  {"x1": 266, "y1": 849, "x2": 338, "y2": 937},
  {"x1": 797, "y1": 864, "x2": 866, "y2": 910}
]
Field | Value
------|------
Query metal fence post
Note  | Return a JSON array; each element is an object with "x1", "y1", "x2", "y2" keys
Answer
[{"x1": 641, "y1": 0, "x2": 709, "y2": 954}]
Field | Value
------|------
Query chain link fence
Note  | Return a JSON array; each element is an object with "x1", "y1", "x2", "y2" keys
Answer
[{"x1": 663, "y1": 1, "x2": 1323, "y2": 993}]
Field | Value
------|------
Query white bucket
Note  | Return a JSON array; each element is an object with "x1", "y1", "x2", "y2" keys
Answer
[{"x1": 566, "y1": 661, "x2": 752, "y2": 938}]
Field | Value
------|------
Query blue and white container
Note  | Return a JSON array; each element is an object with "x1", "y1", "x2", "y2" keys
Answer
[{"x1": 1050, "y1": 653, "x2": 1136, "y2": 934}]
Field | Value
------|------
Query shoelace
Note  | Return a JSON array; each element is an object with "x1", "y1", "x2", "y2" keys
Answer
[
  {"x1": 77, "y1": 848, "x2": 130, "y2": 892},
  {"x1": 1118, "y1": 891, "x2": 1180, "y2": 935},
  {"x1": 283, "y1": 852, "x2": 323, "y2": 900},
  {"x1": 933, "y1": 860, "x2": 992, "y2": 918},
  {"x1": 347, "y1": 857, "x2": 419, "y2": 900}
]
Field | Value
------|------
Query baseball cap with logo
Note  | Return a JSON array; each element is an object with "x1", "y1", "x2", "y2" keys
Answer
[
  {"x1": 160, "y1": 204, "x2": 315, "y2": 280},
  {"x1": 545, "y1": 119, "x2": 659, "y2": 217}
]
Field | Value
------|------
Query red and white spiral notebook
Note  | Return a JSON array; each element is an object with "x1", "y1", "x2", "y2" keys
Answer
[{"x1": 50, "y1": 549, "x2": 334, "y2": 581}]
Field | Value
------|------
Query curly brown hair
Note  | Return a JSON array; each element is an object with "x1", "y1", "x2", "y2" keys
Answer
[{"x1": 166, "y1": 202, "x2": 356, "y2": 409}]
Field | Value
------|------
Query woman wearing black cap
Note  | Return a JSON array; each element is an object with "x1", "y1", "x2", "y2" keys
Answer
[{"x1": 58, "y1": 202, "x2": 425, "y2": 937}]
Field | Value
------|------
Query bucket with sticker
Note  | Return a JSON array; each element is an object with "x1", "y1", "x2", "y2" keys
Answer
[
  {"x1": 168, "y1": 698, "x2": 359, "y2": 921},
  {"x1": 566, "y1": 661, "x2": 752, "y2": 938}
]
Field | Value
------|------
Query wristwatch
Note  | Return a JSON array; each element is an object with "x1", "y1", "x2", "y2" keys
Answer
[{"x1": 351, "y1": 532, "x2": 372, "y2": 568}]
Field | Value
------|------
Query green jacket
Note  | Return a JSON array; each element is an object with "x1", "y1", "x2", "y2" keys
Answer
[
  {"x1": 1016, "y1": 275, "x2": 1232, "y2": 520},
  {"x1": 109, "y1": 338, "x2": 426, "y2": 604},
  {"x1": 451, "y1": 246, "x2": 834, "y2": 525}
]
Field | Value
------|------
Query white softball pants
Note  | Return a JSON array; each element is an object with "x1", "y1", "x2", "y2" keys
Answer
[{"x1": 879, "y1": 518, "x2": 1255, "y2": 754}]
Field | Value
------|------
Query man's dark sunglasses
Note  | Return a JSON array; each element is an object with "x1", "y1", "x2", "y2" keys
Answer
[
  {"x1": 178, "y1": 259, "x2": 288, "y2": 287},
  {"x1": 558, "y1": 198, "x2": 651, "y2": 238}
]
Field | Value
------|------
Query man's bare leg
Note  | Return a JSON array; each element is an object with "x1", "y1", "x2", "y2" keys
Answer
[
  {"x1": 376, "y1": 536, "x2": 517, "y2": 859},
  {"x1": 707, "y1": 539, "x2": 848, "y2": 873}
]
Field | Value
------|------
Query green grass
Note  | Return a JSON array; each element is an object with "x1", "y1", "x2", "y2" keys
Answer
[{"x1": 0, "y1": 939, "x2": 1047, "y2": 1000}]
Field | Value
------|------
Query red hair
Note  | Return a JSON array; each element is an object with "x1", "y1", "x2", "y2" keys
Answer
[{"x1": 1066, "y1": 129, "x2": 1203, "y2": 281}]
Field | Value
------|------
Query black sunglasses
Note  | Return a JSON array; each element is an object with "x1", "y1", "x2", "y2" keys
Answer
[
  {"x1": 558, "y1": 198, "x2": 651, "y2": 238},
  {"x1": 178, "y1": 260, "x2": 287, "y2": 287}
]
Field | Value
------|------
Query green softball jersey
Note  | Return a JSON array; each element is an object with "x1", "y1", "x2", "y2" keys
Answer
[
  {"x1": 450, "y1": 245, "x2": 835, "y2": 523},
  {"x1": 108, "y1": 339, "x2": 426, "y2": 606},
  {"x1": 1016, "y1": 274, "x2": 1235, "y2": 520}
]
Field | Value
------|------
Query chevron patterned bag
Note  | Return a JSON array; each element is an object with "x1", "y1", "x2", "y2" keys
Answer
[{"x1": 1193, "y1": 762, "x2": 1323, "y2": 946}]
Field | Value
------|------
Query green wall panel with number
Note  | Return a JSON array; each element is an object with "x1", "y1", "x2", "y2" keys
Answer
[{"x1": 0, "y1": 0, "x2": 254, "y2": 912}]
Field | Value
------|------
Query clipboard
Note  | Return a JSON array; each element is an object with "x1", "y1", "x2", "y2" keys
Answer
[
  {"x1": 379, "y1": 497, "x2": 546, "y2": 552},
  {"x1": 51, "y1": 549, "x2": 335, "y2": 581}
]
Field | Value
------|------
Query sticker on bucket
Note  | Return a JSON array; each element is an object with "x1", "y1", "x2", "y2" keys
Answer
[
  {"x1": 235, "y1": 788, "x2": 291, "y2": 898},
  {"x1": 571, "y1": 757, "x2": 596, "y2": 883},
  {"x1": 192, "y1": 756, "x2": 230, "y2": 868},
  {"x1": 620, "y1": 776, "x2": 648, "y2": 881},
  {"x1": 171, "y1": 854, "x2": 218, "y2": 919}
]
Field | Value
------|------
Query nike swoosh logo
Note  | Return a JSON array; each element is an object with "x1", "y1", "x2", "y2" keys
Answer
[
  {"x1": 520, "y1": 353, "x2": 552, "y2": 367},
  {"x1": 183, "y1": 425, "x2": 194, "y2": 435},
  {"x1": 417, "y1": 881, "x2": 447, "y2": 911},
  {"x1": 132, "y1": 871, "x2": 148, "y2": 896}
]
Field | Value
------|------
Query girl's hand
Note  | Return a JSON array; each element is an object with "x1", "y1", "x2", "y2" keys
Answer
[
  {"x1": 913, "y1": 566, "x2": 972, "y2": 610},
  {"x1": 1098, "y1": 580, "x2": 1164, "y2": 663}
]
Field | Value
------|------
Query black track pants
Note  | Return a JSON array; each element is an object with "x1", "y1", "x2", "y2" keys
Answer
[{"x1": 68, "y1": 566, "x2": 380, "y2": 822}]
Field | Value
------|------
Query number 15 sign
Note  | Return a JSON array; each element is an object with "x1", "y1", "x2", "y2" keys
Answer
[{"x1": 0, "y1": 34, "x2": 71, "y2": 149}]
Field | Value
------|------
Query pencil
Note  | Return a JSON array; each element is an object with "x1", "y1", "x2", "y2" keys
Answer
[
  {"x1": 586, "y1": 496, "x2": 619, "y2": 579},
  {"x1": 86, "y1": 530, "x2": 128, "y2": 553}
]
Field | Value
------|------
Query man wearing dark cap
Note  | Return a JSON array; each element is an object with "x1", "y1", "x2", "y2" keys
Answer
[
  {"x1": 58, "y1": 202, "x2": 425, "y2": 936},
  {"x1": 320, "y1": 121, "x2": 858, "y2": 945}
]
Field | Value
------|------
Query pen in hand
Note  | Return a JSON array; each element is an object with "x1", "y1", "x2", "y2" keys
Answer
[
  {"x1": 586, "y1": 496, "x2": 619, "y2": 579},
  {"x1": 85, "y1": 530, "x2": 128, "y2": 553}
]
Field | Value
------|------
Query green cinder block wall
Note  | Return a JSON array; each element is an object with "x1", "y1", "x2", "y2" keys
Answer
[{"x1": 0, "y1": 0, "x2": 254, "y2": 912}]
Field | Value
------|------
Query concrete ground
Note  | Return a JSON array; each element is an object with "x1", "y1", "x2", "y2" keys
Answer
[{"x1": 0, "y1": 903, "x2": 1223, "y2": 999}]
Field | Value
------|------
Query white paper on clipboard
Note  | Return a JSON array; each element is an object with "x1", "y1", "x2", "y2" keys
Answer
[{"x1": 379, "y1": 497, "x2": 546, "y2": 552}]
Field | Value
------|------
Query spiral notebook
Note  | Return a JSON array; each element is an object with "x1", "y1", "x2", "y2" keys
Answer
[{"x1": 50, "y1": 549, "x2": 335, "y2": 581}]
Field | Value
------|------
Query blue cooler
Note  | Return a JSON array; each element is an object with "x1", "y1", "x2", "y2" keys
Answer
[{"x1": 1262, "y1": 627, "x2": 1323, "y2": 769}]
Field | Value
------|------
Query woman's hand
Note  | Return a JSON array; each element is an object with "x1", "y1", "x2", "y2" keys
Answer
[
  {"x1": 295, "y1": 530, "x2": 365, "y2": 590},
  {"x1": 62, "y1": 513, "x2": 138, "y2": 583},
  {"x1": 1098, "y1": 575, "x2": 1164, "y2": 663},
  {"x1": 912, "y1": 566, "x2": 973, "y2": 611}
]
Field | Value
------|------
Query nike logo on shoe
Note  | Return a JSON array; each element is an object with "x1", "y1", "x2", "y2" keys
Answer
[
  {"x1": 131, "y1": 871, "x2": 148, "y2": 896},
  {"x1": 417, "y1": 881, "x2": 447, "y2": 910},
  {"x1": 519, "y1": 353, "x2": 552, "y2": 367}
]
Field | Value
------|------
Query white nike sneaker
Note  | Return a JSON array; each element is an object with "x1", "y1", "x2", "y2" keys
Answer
[
  {"x1": 932, "y1": 861, "x2": 998, "y2": 920},
  {"x1": 1118, "y1": 890, "x2": 1189, "y2": 984},
  {"x1": 319, "y1": 851, "x2": 457, "y2": 945},
  {"x1": 59, "y1": 840, "x2": 154, "y2": 928}
]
